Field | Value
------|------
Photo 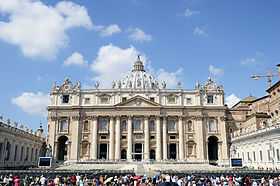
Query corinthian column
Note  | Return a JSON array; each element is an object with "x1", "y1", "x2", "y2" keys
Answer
[
  {"x1": 91, "y1": 117, "x2": 98, "y2": 160},
  {"x1": 144, "y1": 116, "x2": 150, "y2": 160},
  {"x1": 127, "y1": 116, "x2": 132, "y2": 161},
  {"x1": 162, "y1": 117, "x2": 167, "y2": 160},
  {"x1": 178, "y1": 116, "x2": 185, "y2": 161},
  {"x1": 115, "y1": 117, "x2": 121, "y2": 160},
  {"x1": 109, "y1": 117, "x2": 115, "y2": 160},
  {"x1": 156, "y1": 116, "x2": 162, "y2": 161}
]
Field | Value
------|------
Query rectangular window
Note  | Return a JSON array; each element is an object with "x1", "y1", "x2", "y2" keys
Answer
[
  {"x1": 150, "y1": 136, "x2": 155, "y2": 140},
  {"x1": 168, "y1": 119, "x2": 176, "y2": 131},
  {"x1": 98, "y1": 118, "x2": 108, "y2": 131},
  {"x1": 100, "y1": 97, "x2": 109, "y2": 104},
  {"x1": 133, "y1": 118, "x2": 142, "y2": 130},
  {"x1": 186, "y1": 98, "x2": 192, "y2": 104},
  {"x1": 121, "y1": 135, "x2": 127, "y2": 139},
  {"x1": 167, "y1": 96, "x2": 176, "y2": 104},
  {"x1": 149, "y1": 120, "x2": 155, "y2": 131},
  {"x1": 207, "y1": 95, "x2": 214, "y2": 104},
  {"x1": 59, "y1": 119, "x2": 68, "y2": 133},
  {"x1": 260, "y1": 150, "x2": 263, "y2": 162},
  {"x1": 100, "y1": 135, "x2": 107, "y2": 139},
  {"x1": 208, "y1": 119, "x2": 217, "y2": 132},
  {"x1": 121, "y1": 120, "x2": 127, "y2": 131},
  {"x1": 122, "y1": 97, "x2": 127, "y2": 102},
  {"x1": 170, "y1": 136, "x2": 176, "y2": 140},
  {"x1": 62, "y1": 95, "x2": 70, "y2": 103},
  {"x1": 150, "y1": 97, "x2": 155, "y2": 102},
  {"x1": 83, "y1": 120, "x2": 89, "y2": 132},
  {"x1": 84, "y1": 97, "x2": 90, "y2": 104}
]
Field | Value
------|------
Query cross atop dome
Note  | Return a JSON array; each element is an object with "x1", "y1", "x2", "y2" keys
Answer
[{"x1": 132, "y1": 55, "x2": 145, "y2": 72}]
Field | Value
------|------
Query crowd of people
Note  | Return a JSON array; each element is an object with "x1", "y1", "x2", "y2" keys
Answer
[{"x1": 0, "y1": 173, "x2": 280, "y2": 186}]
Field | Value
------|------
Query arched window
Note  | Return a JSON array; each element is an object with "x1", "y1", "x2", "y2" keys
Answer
[{"x1": 83, "y1": 120, "x2": 89, "y2": 132}]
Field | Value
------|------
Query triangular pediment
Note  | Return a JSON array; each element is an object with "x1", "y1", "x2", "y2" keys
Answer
[{"x1": 115, "y1": 95, "x2": 161, "y2": 107}]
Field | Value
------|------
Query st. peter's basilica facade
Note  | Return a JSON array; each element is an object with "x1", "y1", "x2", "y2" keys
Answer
[{"x1": 47, "y1": 58, "x2": 230, "y2": 166}]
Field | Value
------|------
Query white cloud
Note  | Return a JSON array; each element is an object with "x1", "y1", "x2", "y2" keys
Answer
[
  {"x1": 193, "y1": 27, "x2": 207, "y2": 36},
  {"x1": 226, "y1": 94, "x2": 241, "y2": 108},
  {"x1": 0, "y1": 0, "x2": 93, "y2": 59},
  {"x1": 90, "y1": 44, "x2": 182, "y2": 88},
  {"x1": 156, "y1": 68, "x2": 183, "y2": 88},
  {"x1": 97, "y1": 24, "x2": 121, "y2": 37},
  {"x1": 12, "y1": 92, "x2": 50, "y2": 116},
  {"x1": 63, "y1": 52, "x2": 87, "y2": 66},
  {"x1": 184, "y1": 8, "x2": 200, "y2": 17},
  {"x1": 240, "y1": 57, "x2": 257, "y2": 65},
  {"x1": 128, "y1": 28, "x2": 152, "y2": 42},
  {"x1": 209, "y1": 65, "x2": 224, "y2": 77}
]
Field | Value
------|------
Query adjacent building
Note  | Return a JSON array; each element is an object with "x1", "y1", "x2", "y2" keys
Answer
[
  {"x1": 229, "y1": 80, "x2": 280, "y2": 170},
  {"x1": 47, "y1": 58, "x2": 230, "y2": 165},
  {"x1": 0, "y1": 116, "x2": 45, "y2": 168}
]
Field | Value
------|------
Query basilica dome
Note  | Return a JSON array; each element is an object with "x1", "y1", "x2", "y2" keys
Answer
[{"x1": 112, "y1": 57, "x2": 165, "y2": 90}]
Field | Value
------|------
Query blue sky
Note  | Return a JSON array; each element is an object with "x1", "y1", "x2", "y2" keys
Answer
[{"x1": 0, "y1": 0, "x2": 279, "y2": 131}]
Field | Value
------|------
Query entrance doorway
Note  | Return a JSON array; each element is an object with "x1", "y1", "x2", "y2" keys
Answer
[
  {"x1": 99, "y1": 144, "x2": 107, "y2": 159},
  {"x1": 57, "y1": 136, "x2": 68, "y2": 161},
  {"x1": 169, "y1": 143, "x2": 177, "y2": 160},
  {"x1": 208, "y1": 136, "x2": 218, "y2": 165},
  {"x1": 134, "y1": 143, "x2": 142, "y2": 161}
]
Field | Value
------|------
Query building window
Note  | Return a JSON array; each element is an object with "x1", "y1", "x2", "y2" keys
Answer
[
  {"x1": 83, "y1": 120, "x2": 89, "y2": 132},
  {"x1": 150, "y1": 97, "x2": 155, "y2": 102},
  {"x1": 268, "y1": 150, "x2": 271, "y2": 161},
  {"x1": 0, "y1": 143, "x2": 2, "y2": 160},
  {"x1": 122, "y1": 97, "x2": 127, "y2": 102},
  {"x1": 186, "y1": 98, "x2": 192, "y2": 104},
  {"x1": 208, "y1": 119, "x2": 217, "y2": 132},
  {"x1": 168, "y1": 119, "x2": 176, "y2": 131},
  {"x1": 100, "y1": 96, "x2": 109, "y2": 104},
  {"x1": 25, "y1": 147, "x2": 29, "y2": 161},
  {"x1": 20, "y1": 146, "x2": 24, "y2": 161},
  {"x1": 149, "y1": 120, "x2": 155, "y2": 131},
  {"x1": 62, "y1": 95, "x2": 70, "y2": 104},
  {"x1": 150, "y1": 136, "x2": 155, "y2": 140},
  {"x1": 133, "y1": 118, "x2": 142, "y2": 130},
  {"x1": 59, "y1": 119, "x2": 68, "y2": 133},
  {"x1": 98, "y1": 117, "x2": 108, "y2": 131},
  {"x1": 121, "y1": 135, "x2": 127, "y2": 139},
  {"x1": 253, "y1": 151, "x2": 256, "y2": 162},
  {"x1": 167, "y1": 96, "x2": 176, "y2": 104},
  {"x1": 100, "y1": 136, "x2": 107, "y2": 139},
  {"x1": 14, "y1": 145, "x2": 18, "y2": 161},
  {"x1": 187, "y1": 120, "x2": 193, "y2": 132},
  {"x1": 121, "y1": 120, "x2": 127, "y2": 131},
  {"x1": 260, "y1": 150, "x2": 263, "y2": 162},
  {"x1": 277, "y1": 149, "x2": 280, "y2": 161},
  {"x1": 170, "y1": 136, "x2": 176, "y2": 140},
  {"x1": 84, "y1": 97, "x2": 90, "y2": 104},
  {"x1": 5, "y1": 142, "x2": 11, "y2": 161},
  {"x1": 207, "y1": 95, "x2": 214, "y2": 104}
]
